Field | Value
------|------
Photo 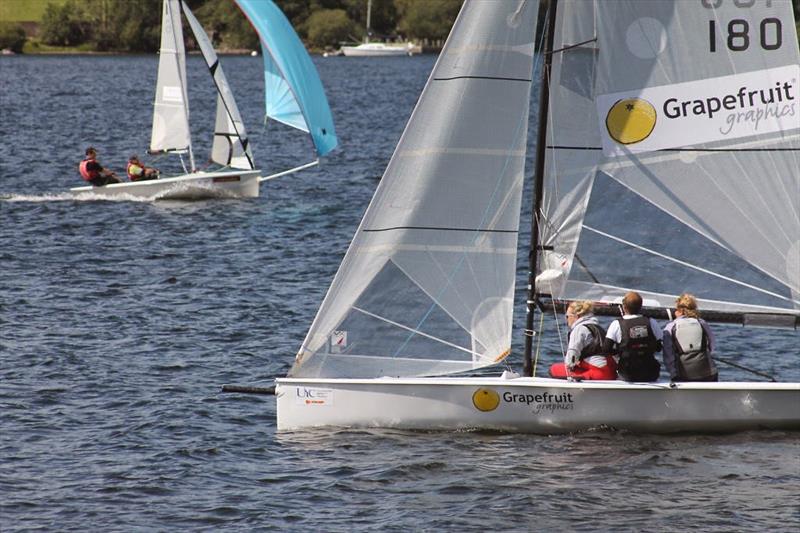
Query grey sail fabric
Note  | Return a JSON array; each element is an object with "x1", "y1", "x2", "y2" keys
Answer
[
  {"x1": 181, "y1": 4, "x2": 255, "y2": 170},
  {"x1": 537, "y1": 0, "x2": 600, "y2": 300},
  {"x1": 150, "y1": 0, "x2": 192, "y2": 158},
  {"x1": 291, "y1": 0, "x2": 539, "y2": 378},
  {"x1": 541, "y1": 0, "x2": 800, "y2": 318}
]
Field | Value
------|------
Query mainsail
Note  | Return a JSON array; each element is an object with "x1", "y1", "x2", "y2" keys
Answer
[
  {"x1": 181, "y1": 2, "x2": 254, "y2": 170},
  {"x1": 538, "y1": 0, "x2": 800, "y2": 324},
  {"x1": 291, "y1": 0, "x2": 539, "y2": 378},
  {"x1": 235, "y1": 0, "x2": 338, "y2": 157},
  {"x1": 150, "y1": 0, "x2": 192, "y2": 164}
]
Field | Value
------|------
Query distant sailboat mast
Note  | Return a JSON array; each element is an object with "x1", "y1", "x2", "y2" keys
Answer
[
  {"x1": 365, "y1": 0, "x2": 372, "y2": 43},
  {"x1": 523, "y1": 0, "x2": 559, "y2": 378}
]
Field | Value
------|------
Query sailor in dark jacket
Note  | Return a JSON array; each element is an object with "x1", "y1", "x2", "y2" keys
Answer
[{"x1": 605, "y1": 291, "x2": 663, "y2": 381}]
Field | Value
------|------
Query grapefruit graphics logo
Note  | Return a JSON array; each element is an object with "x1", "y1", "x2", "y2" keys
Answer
[
  {"x1": 605, "y1": 98, "x2": 657, "y2": 145},
  {"x1": 472, "y1": 388, "x2": 500, "y2": 412}
]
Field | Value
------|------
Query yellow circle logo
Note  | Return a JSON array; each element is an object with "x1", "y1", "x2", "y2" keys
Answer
[
  {"x1": 472, "y1": 388, "x2": 500, "y2": 412},
  {"x1": 605, "y1": 98, "x2": 657, "y2": 145}
]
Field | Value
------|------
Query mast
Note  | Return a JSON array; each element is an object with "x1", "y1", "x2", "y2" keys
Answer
[
  {"x1": 523, "y1": 0, "x2": 558, "y2": 377},
  {"x1": 366, "y1": 0, "x2": 372, "y2": 43}
]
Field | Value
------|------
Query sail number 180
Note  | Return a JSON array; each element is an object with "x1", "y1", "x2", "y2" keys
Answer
[{"x1": 709, "y1": 18, "x2": 783, "y2": 52}]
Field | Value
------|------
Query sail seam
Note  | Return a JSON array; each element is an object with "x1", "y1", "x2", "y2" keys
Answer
[
  {"x1": 363, "y1": 226, "x2": 517, "y2": 233},
  {"x1": 434, "y1": 75, "x2": 532, "y2": 83},
  {"x1": 547, "y1": 145, "x2": 800, "y2": 152}
]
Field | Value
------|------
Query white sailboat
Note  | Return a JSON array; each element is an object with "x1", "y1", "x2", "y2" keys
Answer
[
  {"x1": 71, "y1": 0, "x2": 337, "y2": 200},
  {"x1": 271, "y1": 0, "x2": 800, "y2": 433},
  {"x1": 341, "y1": 0, "x2": 414, "y2": 57}
]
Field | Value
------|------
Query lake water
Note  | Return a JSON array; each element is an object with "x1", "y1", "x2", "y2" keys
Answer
[{"x1": 1, "y1": 54, "x2": 798, "y2": 531}]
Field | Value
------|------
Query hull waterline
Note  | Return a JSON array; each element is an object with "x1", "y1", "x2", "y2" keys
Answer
[
  {"x1": 276, "y1": 376, "x2": 800, "y2": 434},
  {"x1": 70, "y1": 169, "x2": 261, "y2": 200}
]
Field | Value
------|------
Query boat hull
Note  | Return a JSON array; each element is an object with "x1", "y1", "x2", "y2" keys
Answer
[
  {"x1": 276, "y1": 376, "x2": 800, "y2": 434},
  {"x1": 340, "y1": 45, "x2": 412, "y2": 57},
  {"x1": 70, "y1": 169, "x2": 261, "y2": 200}
]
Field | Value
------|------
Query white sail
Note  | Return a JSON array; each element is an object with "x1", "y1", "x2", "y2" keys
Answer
[
  {"x1": 540, "y1": 0, "x2": 800, "y2": 321},
  {"x1": 181, "y1": 3, "x2": 254, "y2": 170},
  {"x1": 150, "y1": 0, "x2": 192, "y2": 157},
  {"x1": 291, "y1": 0, "x2": 540, "y2": 379}
]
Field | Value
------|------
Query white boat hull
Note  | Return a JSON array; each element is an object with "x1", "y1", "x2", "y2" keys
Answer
[
  {"x1": 70, "y1": 169, "x2": 261, "y2": 200},
  {"x1": 340, "y1": 44, "x2": 412, "y2": 57},
  {"x1": 276, "y1": 376, "x2": 800, "y2": 434}
]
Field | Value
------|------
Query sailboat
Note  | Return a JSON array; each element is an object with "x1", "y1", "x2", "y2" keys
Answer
[
  {"x1": 70, "y1": 0, "x2": 337, "y2": 200},
  {"x1": 271, "y1": 0, "x2": 800, "y2": 433},
  {"x1": 341, "y1": 0, "x2": 414, "y2": 57}
]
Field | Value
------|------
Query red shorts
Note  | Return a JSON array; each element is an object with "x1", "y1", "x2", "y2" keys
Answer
[{"x1": 549, "y1": 357, "x2": 617, "y2": 380}]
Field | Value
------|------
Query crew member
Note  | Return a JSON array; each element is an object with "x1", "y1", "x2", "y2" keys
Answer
[
  {"x1": 549, "y1": 300, "x2": 617, "y2": 380},
  {"x1": 663, "y1": 293, "x2": 718, "y2": 382},
  {"x1": 126, "y1": 154, "x2": 159, "y2": 182},
  {"x1": 605, "y1": 291, "x2": 663, "y2": 381},
  {"x1": 79, "y1": 147, "x2": 120, "y2": 186}
]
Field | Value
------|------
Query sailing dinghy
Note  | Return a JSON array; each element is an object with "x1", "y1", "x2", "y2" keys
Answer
[
  {"x1": 271, "y1": 0, "x2": 800, "y2": 433},
  {"x1": 70, "y1": 0, "x2": 337, "y2": 200}
]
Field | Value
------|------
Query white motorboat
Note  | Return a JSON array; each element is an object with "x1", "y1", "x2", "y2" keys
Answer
[{"x1": 341, "y1": 42, "x2": 413, "y2": 57}]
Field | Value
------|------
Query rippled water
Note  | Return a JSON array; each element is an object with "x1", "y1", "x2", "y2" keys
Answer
[{"x1": 1, "y1": 55, "x2": 798, "y2": 531}]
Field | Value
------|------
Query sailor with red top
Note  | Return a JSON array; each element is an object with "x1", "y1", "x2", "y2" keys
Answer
[
  {"x1": 79, "y1": 147, "x2": 120, "y2": 186},
  {"x1": 549, "y1": 300, "x2": 617, "y2": 380}
]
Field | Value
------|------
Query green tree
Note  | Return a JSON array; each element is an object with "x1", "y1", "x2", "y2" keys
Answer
[
  {"x1": 196, "y1": 0, "x2": 259, "y2": 50},
  {"x1": 110, "y1": 0, "x2": 162, "y2": 53},
  {"x1": 0, "y1": 22, "x2": 27, "y2": 53},
  {"x1": 395, "y1": 0, "x2": 460, "y2": 41},
  {"x1": 306, "y1": 8, "x2": 357, "y2": 48},
  {"x1": 40, "y1": 0, "x2": 91, "y2": 46}
]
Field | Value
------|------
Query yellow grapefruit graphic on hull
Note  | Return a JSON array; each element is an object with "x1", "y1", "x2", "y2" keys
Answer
[
  {"x1": 605, "y1": 98, "x2": 657, "y2": 145},
  {"x1": 472, "y1": 388, "x2": 500, "y2": 412}
]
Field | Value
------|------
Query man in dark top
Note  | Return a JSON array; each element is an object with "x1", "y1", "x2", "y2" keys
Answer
[
  {"x1": 605, "y1": 291, "x2": 663, "y2": 381},
  {"x1": 79, "y1": 147, "x2": 121, "y2": 186}
]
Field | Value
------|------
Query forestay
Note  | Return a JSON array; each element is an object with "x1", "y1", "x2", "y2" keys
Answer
[
  {"x1": 150, "y1": 0, "x2": 192, "y2": 159},
  {"x1": 538, "y1": 0, "x2": 800, "y2": 323},
  {"x1": 291, "y1": 0, "x2": 539, "y2": 379},
  {"x1": 181, "y1": 2, "x2": 254, "y2": 170},
  {"x1": 235, "y1": 0, "x2": 338, "y2": 157}
]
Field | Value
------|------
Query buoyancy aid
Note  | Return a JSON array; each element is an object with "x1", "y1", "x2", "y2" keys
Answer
[
  {"x1": 79, "y1": 158, "x2": 99, "y2": 181},
  {"x1": 577, "y1": 323, "x2": 607, "y2": 359},
  {"x1": 672, "y1": 318, "x2": 716, "y2": 380},
  {"x1": 616, "y1": 316, "x2": 660, "y2": 381},
  {"x1": 127, "y1": 161, "x2": 144, "y2": 181}
]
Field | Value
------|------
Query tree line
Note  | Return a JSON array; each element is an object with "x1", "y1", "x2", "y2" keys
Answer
[{"x1": 0, "y1": 0, "x2": 462, "y2": 53}]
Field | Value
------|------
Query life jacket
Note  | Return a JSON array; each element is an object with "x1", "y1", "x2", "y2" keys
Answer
[
  {"x1": 574, "y1": 323, "x2": 607, "y2": 359},
  {"x1": 127, "y1": 161, "x2": 144, "y2": 181},
  {"x1": 79, "y1": 158, "x2": 99, "y2": 181},
  {"x1": 616, "y1": 316, "x2": 660, "y2": 381},
  {"x1": 672, "y1": 318, "x2": 716, "y2": 380}
]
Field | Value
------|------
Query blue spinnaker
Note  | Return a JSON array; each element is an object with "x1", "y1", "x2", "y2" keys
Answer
[{"x1": 235, "y1": 0, "x2": 338, "y2": 156}]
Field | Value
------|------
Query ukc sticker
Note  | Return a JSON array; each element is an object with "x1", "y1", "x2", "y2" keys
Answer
[{"x1": 294, "y1": 387, "x2": 334, "y2": 406}]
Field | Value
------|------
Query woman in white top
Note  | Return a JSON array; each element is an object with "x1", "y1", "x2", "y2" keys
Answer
[{"x1": 549, "y1": 301, "x2": 617, "y2": 380}]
